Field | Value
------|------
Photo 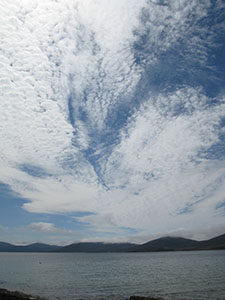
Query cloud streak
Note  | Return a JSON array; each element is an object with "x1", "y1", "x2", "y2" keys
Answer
[{"x1": 29, "y1": 222, "x2": 72, "y2": 235}]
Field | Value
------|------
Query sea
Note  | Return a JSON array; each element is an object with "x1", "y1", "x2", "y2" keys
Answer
[{"x1": 0, "y1": 250, "x2": 225, "y2": 300}]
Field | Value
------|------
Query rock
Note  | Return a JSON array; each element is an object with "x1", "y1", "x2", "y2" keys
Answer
[
  {"x1": 129, "y1": 296, "x2": 163, "y2": 300},
  {"x1": 0, "y1": 288, "x2": 46, "y2": 300}
]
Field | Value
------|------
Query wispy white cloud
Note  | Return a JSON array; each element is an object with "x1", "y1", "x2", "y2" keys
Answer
[{"x1": 29, "y1": 222, "x2": 72, "y2": 234}]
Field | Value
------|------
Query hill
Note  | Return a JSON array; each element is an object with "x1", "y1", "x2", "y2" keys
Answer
[
  {"x1": 195, "y1": 233, "x2": 225, "y2": 250},
  {"x1": 0, "y1": 233, "x2": 225, "y2": 252},
  {"x1": 128, "y1": 237, "x2": 198, "y2": 252},
  {"x1": 58, "y1": 242, "x2": 138, "y2": 252},
  {"x1": 0, "y1": 242, "x2": 61, "y2": 252},
  {"x1": 0, "y1": 242, "x2": 18, "y2": 252},
  {"x1": 128, "y1": 234, "x2": 225, "y2": 252}
]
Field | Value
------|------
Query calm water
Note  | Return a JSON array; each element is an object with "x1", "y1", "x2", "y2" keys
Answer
[{"x1": 0, "y1": 251, "x2": 225, "y2": 300}]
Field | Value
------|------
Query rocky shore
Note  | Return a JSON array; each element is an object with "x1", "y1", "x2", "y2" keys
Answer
[
  {"x1": 0, "y1": 288, "x2": 46, "y2": 300},
  {"x1": 129, "y1": 297, "x2": 163, "y2": 300},
  {"x1": 0, "y1": 288, "x2": 162, "y2": 300}
]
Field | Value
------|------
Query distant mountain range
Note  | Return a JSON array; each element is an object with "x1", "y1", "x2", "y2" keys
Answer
[
  {"x1": 57, "y1": 242, "x2": 137, "y2": 252},
  {"x1": 0, "y1": 242, "x2": 61, "y2": 252},
  {"x1": 0, "y1": 233, "x2": 225, "y2": 253}
]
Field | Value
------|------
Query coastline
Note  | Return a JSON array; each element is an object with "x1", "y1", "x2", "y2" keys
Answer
[
  {"x1": 0, "y1": 288, "x2": 162, "y2": 300},
  {"x1": 0, "y1": 288, "x2": 46, "y2": 300}
]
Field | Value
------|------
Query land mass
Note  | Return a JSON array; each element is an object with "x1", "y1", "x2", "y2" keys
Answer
[
  {"x1": 0, "y1": 289, "x2": 161, "y2": 300},
  {"x1": 0, "y1": 288, "x2": 46, "y2": 300},
  {"x1": 0, "y1": 233, "x2": 225, "y2": 253},
  {"x1": 0, "y1": 242, "x2": 61, "y2": 252}
]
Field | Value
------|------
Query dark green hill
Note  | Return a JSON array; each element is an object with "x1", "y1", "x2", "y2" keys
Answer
[
  {"x1": 0, "y1": 241, "x2": 17, "y2": 252},
  {"x1": 58, "y1": 242, "x2": 138, "y2": 252},
  {"x1": 0, "y1": 242, "x2": 61, "y2": 252},
  {"x1": 17, "y1": 243, "x2": 61, "y2": 252},
  {"x1": 0, "y1": 233, "x2": 225, "y2": 252},
  {"x1": 129, "y1": 236, "x2": 198, "y2": 252},
  {"x1": 195, "y1": 233, "x2": 225, "y2": 250},
  {"x1": 128, "y1": 234, "x2": 225, "y2": 252}
]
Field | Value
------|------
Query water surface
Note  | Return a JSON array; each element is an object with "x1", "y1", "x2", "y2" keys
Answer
[{"x1": 0, "y1": 251, "x2": 225, "y2": 300}]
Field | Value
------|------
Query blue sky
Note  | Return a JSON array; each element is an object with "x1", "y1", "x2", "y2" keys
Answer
[{"x1": 0, "y1": 0, "x2": 225, "y2": 245}]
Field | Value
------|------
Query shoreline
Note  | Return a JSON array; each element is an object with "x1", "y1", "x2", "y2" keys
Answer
[
  {"x1": 0, "y1": 288, "x2": 162, "y2": 300},
  {"x1": 0, "y1": 288, "x2": 46, "y2": 300}
]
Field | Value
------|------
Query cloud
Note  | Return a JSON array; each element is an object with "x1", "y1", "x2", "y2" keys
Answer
[
  {"x1": 75, "y1": 213, "x2": 125, "y2": 235},
  {"x1": 29, "y1": 222, "x2": 72, "y2": 235},
  {"x1": 0, "y1": 225, "x2": 8, "y2": 231},
  {"x1": 1, "y1": 0, "x2": 225, "y2": 241}
]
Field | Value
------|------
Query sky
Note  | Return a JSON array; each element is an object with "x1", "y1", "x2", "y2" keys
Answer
[{"x1": 0, "y1": 0, "x2": 225, "y2": 245}]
